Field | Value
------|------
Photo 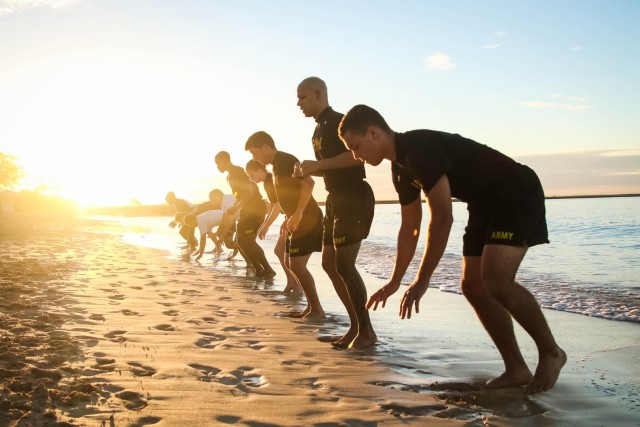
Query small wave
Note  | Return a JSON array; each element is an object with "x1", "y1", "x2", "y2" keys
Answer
[{"x1": 358, "y1": 242, "x2": 640, "y2": 324}]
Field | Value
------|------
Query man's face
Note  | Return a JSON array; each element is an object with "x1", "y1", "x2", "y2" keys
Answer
[
  {"x1": 246, "y1": 168, "x2": 263, "y2": 184},
  {"x1": 215, "y1": 158, "x2": 226, "y2": 173},
  {"x1": 209, "y1": 193, "x2": 222, "y2": 208},
  {"x1": 342, "y1": 128, "x2": 385, "y2": 166},
  {"x1": 296, "y1": 85, "x2": 321, "y2": 118},
  {"x1": 248, "y1": 146, "x2": 271, "y2": 166}
]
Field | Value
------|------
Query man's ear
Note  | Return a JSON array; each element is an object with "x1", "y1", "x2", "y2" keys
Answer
[{"x1": 368, "y1": 125, "x2": 378, "y2": 139}]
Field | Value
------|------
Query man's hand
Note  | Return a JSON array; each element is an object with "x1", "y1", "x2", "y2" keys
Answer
[
  {"x1": 400, "y1": 281, "x2": 429, "y2": 319},
  {"x1": 168, "y1": 221, "x2": 177, "y2": 229},
  {"x1": 292, "y1": 162, "x2": 304, "y2": 178},
  {"x1": 258, "y1": 225, "x2": 268, "y2": 240},
  {"x1": 299, "y1": 160, "x2": 320, "y2": 176},
  {"x1": 286, "y1": 212, "x2": 302, "y2": 232},
  {"x1": 366, "y1": 282, "x2": 401, "y2": 311}
]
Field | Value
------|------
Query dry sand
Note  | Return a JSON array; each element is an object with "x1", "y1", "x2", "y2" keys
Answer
[{"x1": 1, "y1": 213, "x2": 638, "y2": 426}]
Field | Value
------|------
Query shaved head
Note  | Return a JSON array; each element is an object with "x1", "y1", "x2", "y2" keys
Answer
[
  {"x1": 298, "y1": 76, "x2": 327, "y2": 92},
  {"x1": 297, "y1": 76, "x2": 329, "y2": 119}
]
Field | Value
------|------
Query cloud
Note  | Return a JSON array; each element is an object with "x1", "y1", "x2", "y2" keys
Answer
[
  {"x1": 0, "y1": 0, "x2": 81, "y2": 15},
  {"x1": 423, "y1": 52, "x2": 455, "y2": 71},
  {"x1": 517, "y1": 101, "x2": 591, "y2": 110},
  {"x1": 601, "y1": 149, "x2": 640, "y2": 157}
]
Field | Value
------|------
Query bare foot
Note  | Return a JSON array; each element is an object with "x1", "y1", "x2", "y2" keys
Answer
[
  {"x1": 264, "y1": 269, "x2": 277, "y2": 279},
  {"x1": 303, "y1": 310, "x2": 326, "y2": 321},
  {"x1": 287, "y1": 306, "x2": 311, "y2": 318},
  {"x1": 526, "y1": 347, "x2": 567, "y2": 394},
  {"x1": 288, "y1": 310, "x2": 306, "y2": 318},
  {"x1": 348, "y1": 331, "x2": 378, "y2": 350},
  {"x1": 331, "y1": 328, "x2": 357, "y2": 349},
  {"x1": 485, "y1": 369, "x2": 533, "y2": 389}
]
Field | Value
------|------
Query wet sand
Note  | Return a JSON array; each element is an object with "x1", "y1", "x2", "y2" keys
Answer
[{"x1": 0, "y1": 213, "x2": 638, "y2": 426}]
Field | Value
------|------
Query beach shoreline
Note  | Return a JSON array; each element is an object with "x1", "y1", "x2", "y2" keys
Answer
[{"x1": 1, "y1": 212, "x2": 638, "y2": 426}]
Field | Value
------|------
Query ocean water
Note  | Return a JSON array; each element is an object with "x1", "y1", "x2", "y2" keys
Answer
[
  {"x1": 359, "y1": 196, "x2": 640, "y2": 323},
  {"x1": 104, "y1": 196, "x2": 640, "y2": 323}
]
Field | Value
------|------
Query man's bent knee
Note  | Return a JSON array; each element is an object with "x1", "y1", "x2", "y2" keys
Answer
[{"x1": 461, "y1": 278, "x2": 486, "y2": 303}]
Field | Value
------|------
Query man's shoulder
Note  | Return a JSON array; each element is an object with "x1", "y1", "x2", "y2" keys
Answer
[
  {"x1": 228, "y1": 165, "x2": 248, "y2": 180},
  {"x1": 274, "y1": 150, "x2": 298, "y2": 164}
]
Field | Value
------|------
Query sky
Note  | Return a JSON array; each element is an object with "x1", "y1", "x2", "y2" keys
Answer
[{"x1": 1, "y1": 0, "x2": 639, "y2": 206}]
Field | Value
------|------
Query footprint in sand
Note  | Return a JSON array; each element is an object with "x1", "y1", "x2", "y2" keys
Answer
[
  {"x1": 187, "y1": 363, "x2": 222, "y2": 382},
  {"x1": 122, "y1": 309, "x2": 142, "y2": 316},
  {"x1": 217, "y1": 367, "x2": 267, "y2": 389},
  {"x1": 93, "y1": 357, "x2": 116, "y2": 371},
  {"x1": 245, "y1": 341, "x2": 267, "y2": 351},
  {"x1": 215, "y1": 415, "x2": 241, "y2": 424},
  {"x1": 104, "y1": 330, "x2": 127, "y2": 343},
  {"x1": 158, "y1": 302, "x2": 177, "y2": 307},
  {"x1": 292, "y1": 377, "x2": 323, "y2": 390},
  {"x1": 154, "y1": 324, "x2": 176, "y2": 332},
  {"x1": 162, "y1": 310, "x2": 179, "y2": 317},
  {"x1": 130, "y1": 415, "x2": 162, "y2": 426},
  {"x1": 195, "y1": 332, "x2": 226, "y2": 349},
  {"x1": 115, "y1": 390, "x2": 148, "y2": 410},
  {"x1": 89, "y1": 314, "x2": 106, "y2": 321},
  {"x1": 282, "y1": 359, "x2": 319, "y2": 367},
  {"x1": 128, "y1": 362, "x2": 157, "y2": 377},
  {"x1": 201, "y1": 317, "x2": 219, "y2": 324},
  {"x1": 108, "y1": 294, "x2": 125, "y2": 301},
  {"x1": 76, "y1": 334, "x2": 100, "y2": 347},
  {"x1": 222, "y1": 326, "x2": 261, "y2": 334}
]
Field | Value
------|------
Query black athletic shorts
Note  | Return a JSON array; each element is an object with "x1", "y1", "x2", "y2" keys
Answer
[
  {"x1": 237, "y1": 199, "x2": 266, "y2": 236},
  {"x1": 286, "y1": 205, "x2": 323, "y2": 257},
  {"x1": 323, "y1": 180, "x2": 375, "y2": 247},
  {"x1": 463, "y1": 166, "x2": 549, "y2": 257}
]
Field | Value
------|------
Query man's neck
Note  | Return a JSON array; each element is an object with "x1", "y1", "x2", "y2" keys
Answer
[{"x1": 313, "y1": 105, "x2": 331, "y2": 121}]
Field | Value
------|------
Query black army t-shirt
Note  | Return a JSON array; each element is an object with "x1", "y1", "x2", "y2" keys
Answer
[
  {"x1": 312, "y1": 107, "x2": 365, "y2": 193},
  {"x1": 263, "y1": 173, "x2": 278, "y2": 205},
  {"x1": 392, "y1": 130, "x2": 525, "y2": 205},
  {"x1": 271, "y1": 151, "x2": 321, "y2": 232}
]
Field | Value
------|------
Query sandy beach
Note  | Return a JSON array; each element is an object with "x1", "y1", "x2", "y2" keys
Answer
[{"x1": 1, "y1": 213, "x2": 638, "y2": 427}]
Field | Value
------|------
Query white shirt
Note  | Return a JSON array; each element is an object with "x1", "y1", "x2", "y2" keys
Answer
[
  {"x1": 221, "y1": 194, "x2": 235, "y2": 211},
  {"x1": 222, "y1": 194, "x2": 239, "y2": 220},
  {"x1": 196, "y1": 210, "x2": 223, "y2": 236}
]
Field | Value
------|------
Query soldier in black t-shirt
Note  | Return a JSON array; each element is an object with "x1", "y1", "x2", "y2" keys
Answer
[
  {"x1": 296, "y1": 77, "x2": 377, "y2": 349},
  {"x1": 245, "y1": 131, "x2": 325, "y2": 320},
  {"x1": 246, "y1": 159, "x2": 302, "y2": 296},
  {"x1": 214, "y1": 151, "x2": 276, "y2": 279},
  {"x1": 338, "y1": 104, "x2": 566, "y2": 395}
]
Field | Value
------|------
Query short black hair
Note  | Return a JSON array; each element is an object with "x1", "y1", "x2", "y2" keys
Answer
[
  {"x1": 245, "y1": 131, "x2": 276, "y2": 151},
  {"x1": 338, "y1": 104, "x2": 392, "y2": 138},
  {"x1": 245, "y1": 159, "x2": 266, "y2": 172}
]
